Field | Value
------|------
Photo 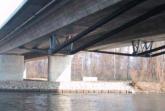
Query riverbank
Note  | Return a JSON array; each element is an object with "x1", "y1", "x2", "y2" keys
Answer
[
  {"x1": 0, "y1": 80, "x2": 165, "y2": 94},
  {"x1": 132, "y1": 81, "x2": 165, "y2": 94},
  {"x1": 0, "y1": 81, "x2": 134, "y2": 93}
]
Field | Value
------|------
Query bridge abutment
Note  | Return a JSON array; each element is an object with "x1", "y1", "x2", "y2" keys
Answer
[
  {"x1": 0, "y1": 55, "x2": 24, "y2": 80},
  {"x1": 48, "y1": 55, "x2": 73, "y2": 82}
]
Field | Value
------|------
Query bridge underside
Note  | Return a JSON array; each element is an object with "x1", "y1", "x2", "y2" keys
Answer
[
  {"x1": 0, "y1": 0, "x2": 165, "y2": 85},
  {"x1": 0, "y1": 0, "x2": 164, "y2": 59}
]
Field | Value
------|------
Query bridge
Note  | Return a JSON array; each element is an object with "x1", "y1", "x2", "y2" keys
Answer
[{"x1": 0, "y1": 0, "x2": 165, "y2": 81}]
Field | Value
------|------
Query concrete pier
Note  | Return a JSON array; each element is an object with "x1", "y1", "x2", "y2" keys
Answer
[
  {"x1": 48, "y1": 55, "x2": 73, "y2": 82},
  {"x1": 0, "y1": 55, "x2": 24, "y2": 80}
]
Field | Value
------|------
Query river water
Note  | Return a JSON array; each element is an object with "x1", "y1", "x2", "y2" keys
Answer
[{"x1": 0, "y1": 92, "x2": 165, "y2": 111}]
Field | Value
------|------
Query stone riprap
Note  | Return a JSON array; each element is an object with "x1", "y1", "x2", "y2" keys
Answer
[{"x1": 0, "y1": 81, "x2": 135, "y2": 93}]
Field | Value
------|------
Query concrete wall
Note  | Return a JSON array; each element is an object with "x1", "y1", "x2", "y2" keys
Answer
[
  {"x1": 0, "y1": 55, "x2": 24, "y2": 80},
  {"x1": 48, "y1": 55, "x2": 73, "y2": 82}
]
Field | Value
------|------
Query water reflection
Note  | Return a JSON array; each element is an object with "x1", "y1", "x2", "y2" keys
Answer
[{"x1": 0, "y1": 93, "x2": 164, "y2": 111}]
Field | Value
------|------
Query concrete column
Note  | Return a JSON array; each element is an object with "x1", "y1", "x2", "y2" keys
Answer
[
  {"x1": 48, "y1": 55, "x2": 73, "y2": 82},
  {"x1": 0, "y1": 55, "x2": 24, "y2": 80}
]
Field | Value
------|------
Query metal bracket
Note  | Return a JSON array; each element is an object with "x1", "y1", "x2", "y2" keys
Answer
[
  {"x1": 48, "y1": 34, "x2": 61, "y2": 54},
  {"x1": 65, "y1": 35, "x2": 74, "y2": 54},
  {"x1": 132, "y1": 40, "x2": 153, "y2": 55}
]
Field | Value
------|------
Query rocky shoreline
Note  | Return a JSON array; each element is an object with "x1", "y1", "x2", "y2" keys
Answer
[{"x1": 0, "y1": 81, "x2": 134, "y2": 94}]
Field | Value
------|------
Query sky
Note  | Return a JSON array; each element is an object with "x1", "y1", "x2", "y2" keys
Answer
[{"x1": 0, "y1": 0, "x2": 27, "y2": 29}]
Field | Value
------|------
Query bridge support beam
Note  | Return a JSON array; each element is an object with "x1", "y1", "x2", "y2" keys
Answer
[
  {"x1": 0, "y1": 55, "x2": 24, "y2": 80},
  {"x1": 48, "y1": 55, "x2": 73, "y2": 82}
]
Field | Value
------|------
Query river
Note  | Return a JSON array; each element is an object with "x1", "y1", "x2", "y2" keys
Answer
[{"x1": 0, "y1": 92, "x2": 164, "y2": 111}]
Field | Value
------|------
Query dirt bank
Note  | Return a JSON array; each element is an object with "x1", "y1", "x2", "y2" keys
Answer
[{"x1": 132, "y1": 81, "x2": 165, "y2": 93}]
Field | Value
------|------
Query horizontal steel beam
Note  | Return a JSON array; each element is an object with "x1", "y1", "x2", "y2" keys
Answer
[
  {"x1": 137, "y1": 44, "x2": 165, "y2": 56},
  {"x1": 150, "y1": 51, "x2": 165, "y2": 57},
  {"x1": 87, "y1": 50, "x2": 138, "y2": 57},
  {"x1": 87, "y1": 50, "x2": 165, "y2": 57}
]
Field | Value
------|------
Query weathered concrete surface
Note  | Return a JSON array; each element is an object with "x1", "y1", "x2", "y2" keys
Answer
[
  {"x1": 0, "y1": 55, "x2": 24, "y2": 80},
  {"x1": 48, "y1": 55, "x2": 73, "y2": 82}
]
